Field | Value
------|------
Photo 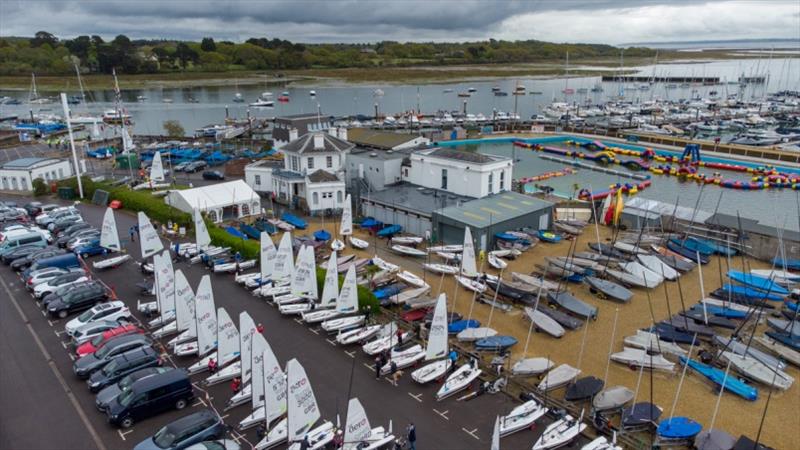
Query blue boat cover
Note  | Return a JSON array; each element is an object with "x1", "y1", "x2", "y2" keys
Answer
[
  {"x1": 721, "y1": 284, "x2": 785, "y2": 301},
  {"x1": 690, "y1": 304, "x2": 746, "y2": 319},
  {"x1": 680, "y1": 357, "x2": 757, "y2": 401},
  {"x1": 373, "y1": 283, "x2": 403, "y2": 300},
  {"x1": 765, "y1": 331, "x2": 800, "y2": 351},
  {"x1": 240, "y1": 224, "x2": 261, "y2": 240},
  {"x1": 657, "y1": 417, "x2": 702, "y2": 439},
  {"x1": 225, "y1": 226, "x2": 248, "y2": 240},
  {"x1": 313, "y1": 229, "x2": 331, "y2": 241},
  {"x1": 475, "y1": 335, "x2": 518, "y2": 350},
  {"x1": 360, "y1": 217, "x2": 382, "y2": 228},
  {"x1": 671, "y1": 237, "x2": 715, "y2": 256},
  {"x1": 537, "y1": 231, "x2": 562, "y2": 243},
  {"x1": 377, "y1": 224, "x2": 402, "y2": 237},
  {"x1": 281, "y1": 212, "x2": 307, "y2": 229},
  {"x1": 727, "y1": 271, "x2": 789, "y2": 295},
  {"x1": 448, "y1": 319, "x2": 480, "y2": 334},
  {"x1": 773, "y1": 258, "x2": 800, "y2": 271},
  {"x1": 666, "y1": 240, "x2": 711, "y2": 263},
  {"x1": 494, "y1": 232, "x2": 519, "y2": 241}
]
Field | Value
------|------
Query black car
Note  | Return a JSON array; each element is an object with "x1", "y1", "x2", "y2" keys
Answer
[
  {"x1": 0, "y1": 209, "x2": 27, "y2": 223},
  {"x1": 58, "y1": 227, "x2": 98, "y2": 248},
  {"x1": 46, "y1": 281, "x2": 109, "y2": 318},
  {"x1": 1, "y1": 244, "x2": 44, "y2": 264},
  {"x1": 96, "y1": 367, "x2": 174, "y2": 411},
  {"x1": 87, "y1": 347, "x2": 162, "y2": 393},
  {"x1": 73, "y1": 334, "x2": 153, "y2": 379},
  {"x1": 105, "y1": 369, "x2": 194, "y2": 428},
  {"x1": 132, "y1": 410, "x2": 225, "y2": 449},
  {"x1": 57, "y1": 221, "x2": 93, "y2": 239},
  {"x1": 184, "y1": 161, "x2": 207, "y2": 173},
  {"x1": 23, "y1": 201, "x2": 43, "y2": 216},
  {"x1": 50, "y1": 216, "x2": 83, "y2": 234},
  {"x1": 10, "y1": 247, "x2": 66, "y2": 271},
  {"x1": 201, "y1": 170, "x2": 224, "y2": 181}
]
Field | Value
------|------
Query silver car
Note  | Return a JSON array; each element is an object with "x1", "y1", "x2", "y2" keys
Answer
[{"x1": 71, "y1": 320, "x2": 126, "y2": 346}]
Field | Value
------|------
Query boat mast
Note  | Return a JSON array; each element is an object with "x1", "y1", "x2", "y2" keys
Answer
[
  {"x1": 666, "y1": 336, "x2": 696, "y2": 423},
  {"x1": 74, "y1": 63, "x2": 87, "y2": 105},
  {"x1": 601, "y1": 308, "x2": 619, "y2": 386}
]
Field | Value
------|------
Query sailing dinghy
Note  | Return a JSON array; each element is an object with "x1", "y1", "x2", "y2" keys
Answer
[
  {"x1": 511, "y1": 357, "x2": 554, "y2": 377},
  {"x1": 336, "y1": 324, "x2": 382, "y2": 345},
  {"x1": 422, "y1": 263, "x2": 459, "y2": 275},
  {"x1": 362, "y1": 324, "x2": 411, "y2": 356},
  {"x1": 637, "y1": 254, "x2": 679, "y2": 281},
  {"x1": 174, "y1": 275, "x2": 216, "y2": 357},
  {"x1": 238, "y1": 333, "x2": 287, "y2": 430},
  {"x1": 411, "y1": 294, "x2": 452, "y2": 384},
  {"x1": 611, "y1": 347, "x2": 675, "y2": 372},
  {"x1": 390, "y1": 245, "x2": 426, "y2": 257},
  {"x1": 498, "y1": 399, "x2": 547, "y2": 436},
  {"x1": 200, "y1": 308, "x2": 241, "y2": 384},
  {"x1": 319, "y1": 265, "x2": 364, "y2": 331},
  {"x1": 592, "y1": 385, "x2": 634, "y2": 412},
  {"x1": 524, "y1": 306, "x2": 565, "y2": 338},
  {"x1": 538, "y1": 364, "x2": 580, "y2": 391},
  {"x1": 224, "y1": 312, "x2": 257, "y2": 410},
  {"x1": 341, "y1": 398, "x2": 395, "y2": 450},
  {"x1": 585, "y1": 276, "x2": 632, "y2": 303},
  {"x1": 532, "y1": 412, "x2": 586, "y2": 450},
  {"x1": 380, "y1": 344, "x2": 426, "y2": 375},
  {"x1": 435, "y1": 361, "x2": 481, "y2": 400},
  {"x1": 92, "y1": 207, "x2": 131, "y2": 269}
]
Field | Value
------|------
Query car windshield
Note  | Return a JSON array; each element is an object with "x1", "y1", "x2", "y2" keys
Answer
[
  {"x1": 152, "y1": 426, "x2": 178, "y2": 449},
  {"x1": 117, "y1": 388, "x2": 135, "y2": 406},
  {"x1": 94, "y1": 342, "x2": 113, "y2": 358},
  {"x1": 102, "y1": 360, "x2": 119, "y2": 375},
  {"x1": 90, "y1": 333, "x2": 106, "y2": 347},
  {"x1": 77, "y1": 308, "x2": 95, "y2": 322}
]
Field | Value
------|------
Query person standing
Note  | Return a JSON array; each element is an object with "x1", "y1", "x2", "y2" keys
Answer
[
  {"x1": 129, "y1": 226, "x2": 136, "y2": 243},
  {"x1": 374, "y1": 356, "x2": 382, "y2": 380},
  {"x1": 406, "y1": 423, "x2": 416, "y2": 450}
]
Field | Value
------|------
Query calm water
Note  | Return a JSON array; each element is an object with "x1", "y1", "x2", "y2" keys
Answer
[
  {"x1": 463, "y1": 141, "x2": 800, "y2": 232},
  {"x1": 2, "y1": 58, "x2": 798, "y2": 136}
]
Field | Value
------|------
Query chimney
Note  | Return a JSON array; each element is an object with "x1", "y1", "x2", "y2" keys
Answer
[
  {"x1": 338, "y1": 127, "x2": 348, "y2": 141},
  {"x1": 289, "y1": 127, "x2": 298, "y2": 141},
  {"x1": 313, "y1": 133, "x2": 325, "y2": 150}
]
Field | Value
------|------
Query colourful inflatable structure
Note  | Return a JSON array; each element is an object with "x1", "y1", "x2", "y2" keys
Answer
[{"x1": 517, "y1": 167, "x2": 577, "y2": 184}]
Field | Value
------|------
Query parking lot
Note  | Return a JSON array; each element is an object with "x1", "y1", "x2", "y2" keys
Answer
[{"x1": 0, "y1": 196, "x2": 565, "y2": 450}]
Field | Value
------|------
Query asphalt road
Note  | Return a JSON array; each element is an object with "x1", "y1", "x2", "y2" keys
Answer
[{"x1": 0, "y1": 195, "x2": 587, "y2": 450}]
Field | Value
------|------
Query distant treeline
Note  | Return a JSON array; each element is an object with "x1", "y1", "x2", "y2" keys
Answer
[{"x1": 0, "y1": 31, "x2": 656, "y2": 76}]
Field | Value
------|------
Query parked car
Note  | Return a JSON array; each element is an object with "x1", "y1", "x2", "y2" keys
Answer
[
  {"x1": 68, "y1": 233, "x2": 101, "y2": 251},
  {"x1": 57, "y1": 221, "x2": 93, "y2": 238},
  {"x1": 185, "y1": 440, "x2": 240, "y2": 450},
  {"x1": 57, "y1": 226, "x2": 96, "y2": 247},
  {"x1": 23, "y1": 201, "x2": 43, "y2": 216},
  {"x1": 10, "y1": 247, "x2": 66, "y2": 271},
  {"x1": 34, "y1": 271, "x2": 90, "y2": 298},
  {"x1": 184, "y1": 161, "x2": 207, "y2": 173},
  {"x1": 76, "y1": 323, "x2": 143, "y2": 357},
  {"x1": 65, "y1": 301, "x2": 131, "y2": 335},
  {"x1": 73, "y1": 334, "x2": 153, "y2": 379},
  {"x1": 0, "y1": 232, "x2": 48, "y2": 258},
  {"x1": 201, "y1": 170, "x2": 224, "y2": 181},
  {"x1": 71, "y1": 320, "x2": 126, "y2": 346},
  {"x1": 1, "y1": 244, "x2": 47, "y2": 264},
  {"x1": 104, "y1": 369, "x2": 194, "y2": 428},
  {"x1": 23, "y1": 253, "x2": 81, "y2": 278},
  {"x1": 173, "y1": 162, "x2": 191, "y2": 172},
  {"x1": 132, "y1": 409, "x2": 224, "y2": 449},
  {"x1": 36, "y1": 206, "x2": 78, "y2": 227},
  {"x1": 25, "y1": 266, "x2": 75, "y2": 288},
  {"x1": 74, "y1": 239, "x2": 109, "y2": 258},
  {"x1": 0, "y1": 226, "x2": 50, "y2": 244},
  {"x1": 50, "y1": 215, "x2": 84, "y2": 233},
  {"x1": 46, "y1": 280, "x2": 109, "y2": 318},
  {"x1": 87, "y1": 346, "x2": 162, "y2": 392},
  {"x1": 95, "y1": 367, "x2": 174, "y2": 411},
  {"x1": 0, "y1": 208, "x2": 28, "y2": 223}
]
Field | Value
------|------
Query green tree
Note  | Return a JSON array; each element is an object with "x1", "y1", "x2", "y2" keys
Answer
[
  {"x1": 200, "y1": 37, "x2": 216, "y2": 52},
  {"x1": 175, "y1": 42, "x2": 198, "y2": 69},
  {"x1": 163, "y1": 120, "x2": 185, "y2": 137},
  {"x1": 31, "y1": 31, "x2": 58, "y2": 48},
  {"x1": 32, "y1": 177, "x2": 48, "y2": 196}
]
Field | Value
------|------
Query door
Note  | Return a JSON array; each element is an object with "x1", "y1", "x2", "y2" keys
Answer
[{"x1": 538, "y1": 213, "x2": 549, "y2": 230}]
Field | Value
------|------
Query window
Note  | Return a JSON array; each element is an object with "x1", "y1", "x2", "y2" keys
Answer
[
  {"x1": 337, "y1": 191, "x2": 342, "y2": 203},
  {"x1": 441, "y1": 169, "x2": 448, "y2": 190},
  {"x1": 291, "y1": 156, "x2": 299, "y2": 172},
  {"x1": 58, "y1": 168, "x2": 64, "y2": 178},
  {"x1": 322, "y1": 192, "x2": 332, "y2": 199},
  {"x1": 499, "y1": 171, "x2": 505, "y2": 191},
  {"x1": 254, "y1": 175, "x2": 261, "y2": 185},
  {"x1": 326, "y1": 156, "x2": 333, "y2": 168},
  {"x1": 307, "y1": 157, "x2": 314, "y2": 169},
  {"x1": 488, "y1": 173, "x2": 494, "y2": 194},
  {"x1": 241, "y1": 203, "x2": 250, "y2": 216},
  {"x1": 313, "y1": 192, "x2": 319, "y2": 204}
]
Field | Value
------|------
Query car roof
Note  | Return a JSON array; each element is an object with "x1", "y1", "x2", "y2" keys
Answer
[
  {"x1": 103, "y1": 333, "x2": 150, "y2": 348},
  {"x1": 162, "y1": 409, "x2": 217, "y2": 432},
  {"x1": 93, "y1": 300, "x2": 124, "y2": 311},
  {"x1": 132, "y1": 368, "x2": 189, "y2": 392}
]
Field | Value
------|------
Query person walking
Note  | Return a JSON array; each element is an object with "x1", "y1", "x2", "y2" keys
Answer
[
  {"x1": 207, "y1": 358, "x2": 218, "y2": 374},
  {"x1": 406, "y1": 423, "x2": 416, "y2": 450},
  {"x1": 256, "y1": 323, "x2": 265, "y2": 334},
  {"x1": 231, "y1": 376, "x2": 242, "y2": 394},
  {"x1": 129, "y1": 226, "x2": 136, "y2": 243},
  {"x1": 374, "y1": 356, "x2": 382, "y2": 380}
]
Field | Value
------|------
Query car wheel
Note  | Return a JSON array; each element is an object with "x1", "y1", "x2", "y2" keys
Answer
[
  {"x1": 120, "y1": 417, "x2": 134, "y2": 428},
  {"x1": 58, "y1": 310, "x2": 68, "y2": 319},
  {"x1": 175, "y1": 398, "x2": 187, "y2": 410},
  {"x1": 82, "y1": 253, "x2": 89, "y2": 258}
]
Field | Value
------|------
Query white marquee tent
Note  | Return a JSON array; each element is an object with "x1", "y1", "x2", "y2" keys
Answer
[{"x1": 165, "y1": 180, "x2": 261, "y2": 223}]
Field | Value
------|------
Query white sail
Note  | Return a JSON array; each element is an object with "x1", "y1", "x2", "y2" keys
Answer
[
  {"x1": 99, "y1": 207, "x2": 121, "y2": 251},
  {"x1": 336, "y1": 265, "x2": 358, "y2": 314},
  {"x1": 287, "y1": 358, "x2": 320, "y2": 442},
  {"x1": 239, "y1": 311, "x2": 257, "y2": 384},
  {"x1": 262, "y1": 338, "x2": 287, "y2": 423},
  {"x1": 425, "y1": 293, "x2": 448, "y2": 361},
  {"x1": 461, "y1": 227, "x2": 478, "y2": 277},
  {"x1": 138, "y1": 212, "x2": 163, "y2": 259},
  {"x1": 251, "y1": 332, "x2": 267, "y2": 411},
  {"x1": 194, "y1": 208, "x2": 211, "y2": 250},
  {"x1": 320, "y1": 252, "x2": 339, "y2": 307},
  {"x1": 174, "y1": 270, "x2": 196, "y2": 335},
  {"x1": 260, "y1": 232, "x2": 277, "y2": 281},
  {"x1": 195, "y1": 275, "x2": 217, "y2": 357},
  {"x1": 344, "y1": 398, "x2": 371, "y2": 445},
  {"x1": 273, "y1": 232, "x2": 294, "y2": 281},
  {"x1": 217, "y1": 308, "x2": 240, "y2": 366},
  {"x1": 156, "y1": 250, "x2": 175, "y2": 314},
  {"x1": 150, "y1": 150, "x2": 165, "y2": 182},
  {"x1": 491, "y1": 416, "x2": 500, "y2": 450},
  {"x1": 121, "y1": 127, "x2": 133, "y2": 152},
  {"x1": 340, "y1": 194, "x2": 353, "y2": 236},
  {"x1": 291, "y1": 246, "x2": 317, "y2": 298}
]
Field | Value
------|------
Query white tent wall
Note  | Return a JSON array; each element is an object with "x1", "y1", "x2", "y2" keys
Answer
[{"x1": 165, "y1": 180, "x2": 261, "y2": 223}]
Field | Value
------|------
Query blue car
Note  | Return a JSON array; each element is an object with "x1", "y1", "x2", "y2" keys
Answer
[
  {"x1": 74, "y1": 239, "x2": 108, "y2": 258},
  {"x1": 133, "y1": 409, "x2": 226, "y2": 450}
]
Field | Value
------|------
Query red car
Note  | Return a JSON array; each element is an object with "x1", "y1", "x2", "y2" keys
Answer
[{"x1": 75, "y1": 324, "x2": 144, "y2": 357}]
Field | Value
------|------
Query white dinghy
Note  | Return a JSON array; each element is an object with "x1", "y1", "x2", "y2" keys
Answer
[
  {"x1": 278, "y1": 246, "x2": 320, "y2": 315},
  {"x1": 532, "y1": 412, "x2": 587, "y2": 450},
  {"x1": 511, "y1": 357, "x2": 554, "y2": 377},
  {"x1": 538, "y1": 364, "x2": 580, "y2": 391},
  {"x1": 457, "y1": 327, "x2": 498, "y2": 342},
  {"x1": 422, "y1": 263, "x2": 459, "y2": 275},
  {"x1": 455, "y1": 275, "x2": 486, "y2": 293},
  {"x1": 371, "y1": 256, "x2": 399, "y2": 273},
  {"x1": 319, "y1": 266, "x2": 364, "y2": 331},
  {"x1": 381, "y1": 344, "x2": 426, "y2": 375},
  {"x1": 175, "y1": 275, "x2": 216, "y2": 357},
  {"x1": 460, "y1": 227, "x2": 479, "y2": 277},
  {"x1": 134, "y1": 211, "x2": 165, "y2": 313},
  {"x1": 498, "y1": 399, "x2": 547, "y2": 437},
  {"x1": 302, "y1": 255, "x2": 347, "y2": 323},
  {"x1": 619, "y1": 262, "x2": 664, "y2": 286},
  {"x1": 436, "y1": 362, "x2": 482, "y2": 400},
  {"x1": 391, "y1": 245, "x2": 427, "y2": 257},
  {"x1": 411, "y1": 294, "x2": 452, "y2": 384},
  {"x1": 201, "y1": 308, "x2": 241, "y2": 384},
  {"x1": 341, "y1": 398, "x2": 395, "y2": 450},
  {"x1": 164, "y1": 270, "x2": 197, "y2": 347},
  {"x1": 225, "y1": 311, "x2": 258, "y2": 410},
  {"x1": 397, "y1": 270, "x2": 426, "y2": 288},
  {"x1": 487, "y1": 252, "x2": 507, "y2": 270},
  {"x1": 148, "y1": 251, "x2": 176, "y2": 330},
  {"x1": 637, "y1": 254, "x2": 679, "y2": 281},
  {"x1": 239, "y1": 334, "x2": 287, "y2": 430},
  {"x1": 256, "y1": 232, "x2": 294, "y2": 296},
  {"x1": 92, "y1": 207, "x2": 132, "y2": 269},
  {"x1": 524, "y1": 306, "x2": 565, "y2": 339},
  {"x1": 610, "y1": 347, "x2": 675, "y2": 372},
  {"x1": 349, "y1": 236, "x2": 369, "y2": 249},
  {"x1": 362, "y1": 324, "x2": 411, "y2": 356},
  {"x1": 336, "y1": 324, "x2": 382, "y2": 345},
  {"x1": 391, "y1": 235, "x2": 423, "y2": 245},
  {"x1": 623, "y1": 330, "x2": 687, "y2": 357}
]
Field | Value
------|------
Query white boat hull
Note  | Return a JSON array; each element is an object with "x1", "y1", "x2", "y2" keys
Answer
[
  {"x1": 457, "y1": 327, "x2": 498, "y2": 342},
  {"x1": 362, "y1": 332, "x2": 411, "y2": 356},
  {"x1": 148, "y1": 310, "x2": 175, "y2": 328},
  {"x1": 381, "y1": 346, "x2": 426, "y2": 375},
  {"x1": 167, "y1": 329, "x2": 195, "y2": 348},
  {"x1": 225, "y1": 383, "x2": 252, "y2": 410},
  {"x1": 436, "y1": 364, "x2": 481, "y2": 400},
  {"x1": 499, "y1": 400, "x2": 547, "y2": 436},
  {"x1": 204, "y1": 360, "x2": 241, "y2": 386},
  {"x1": 151, "y1": 320, "x2": 178, "y2": 338},
  {"x1": 511, "y1": 357, "x2": 554, "y2": 377},
  {"x1": 321, "y1": 315, "x2": 365, "y2": 332},
  {"x1": 92, "y1": 254, "x2": 132, "y2": 269},
  {"x1": 411, "y1": 359, "x2": 452, "y2": 384},
  {"x1": 336, "y1": 325, "x2": 382, "y2": 345},
  {"x1": 349, "y1": 236, "x2": 370, "y2": 249},
  {"x1": 302, "y1": 309, "x2": 342, "y2": 323}
]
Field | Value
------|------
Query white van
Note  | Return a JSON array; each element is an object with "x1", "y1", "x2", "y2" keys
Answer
[{"x1": 0, "y1": 231, "x2": 48, "y2": 256}]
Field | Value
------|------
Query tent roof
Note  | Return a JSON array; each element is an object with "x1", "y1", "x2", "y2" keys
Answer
[{"x1": 166, "y1": 180, "x2": 259, "y2": 212}]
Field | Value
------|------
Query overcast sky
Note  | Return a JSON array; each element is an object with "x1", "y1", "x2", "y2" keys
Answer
[{"x1": 1, "y1": 0, "x2": 798, "y2": 45}]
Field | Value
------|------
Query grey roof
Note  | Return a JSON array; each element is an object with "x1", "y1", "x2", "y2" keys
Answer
[
  {"x1": 276, "y1": 113, "x2": 330, "y2": 121},
  {"x1": 624, "y1": 197, "x2": 713, "y2": 223},
  {"x1": 307, "y1": 169, "x2": 340, "y2": 183},
  {"x1": 347, "y1": 128, "x2": 421, "y2": 150},
  {"x1": 705, "y1": 213, "x2": 760, "y2": 230},
  {"x1": 421, "y1": 148, "x2": 509, "y2": 165},
  {"x1": 365, "y1": 182, "x2": 471, "y2": 217},
  {"x1": 272, "y1": 169, "x2": 305, "y2": 180},
  {"x1": 1, "y1": 157, "x2": 61, "y2": 169},
  {"x1": 282, "y1": 132, "x2": 354, "y2": 155},
  {"x1": 349, "y1": 147, "x2": 409, "y2": 161},
  {"x1": 434, "y1": 191, "x2": 553, "y2": 228}
]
